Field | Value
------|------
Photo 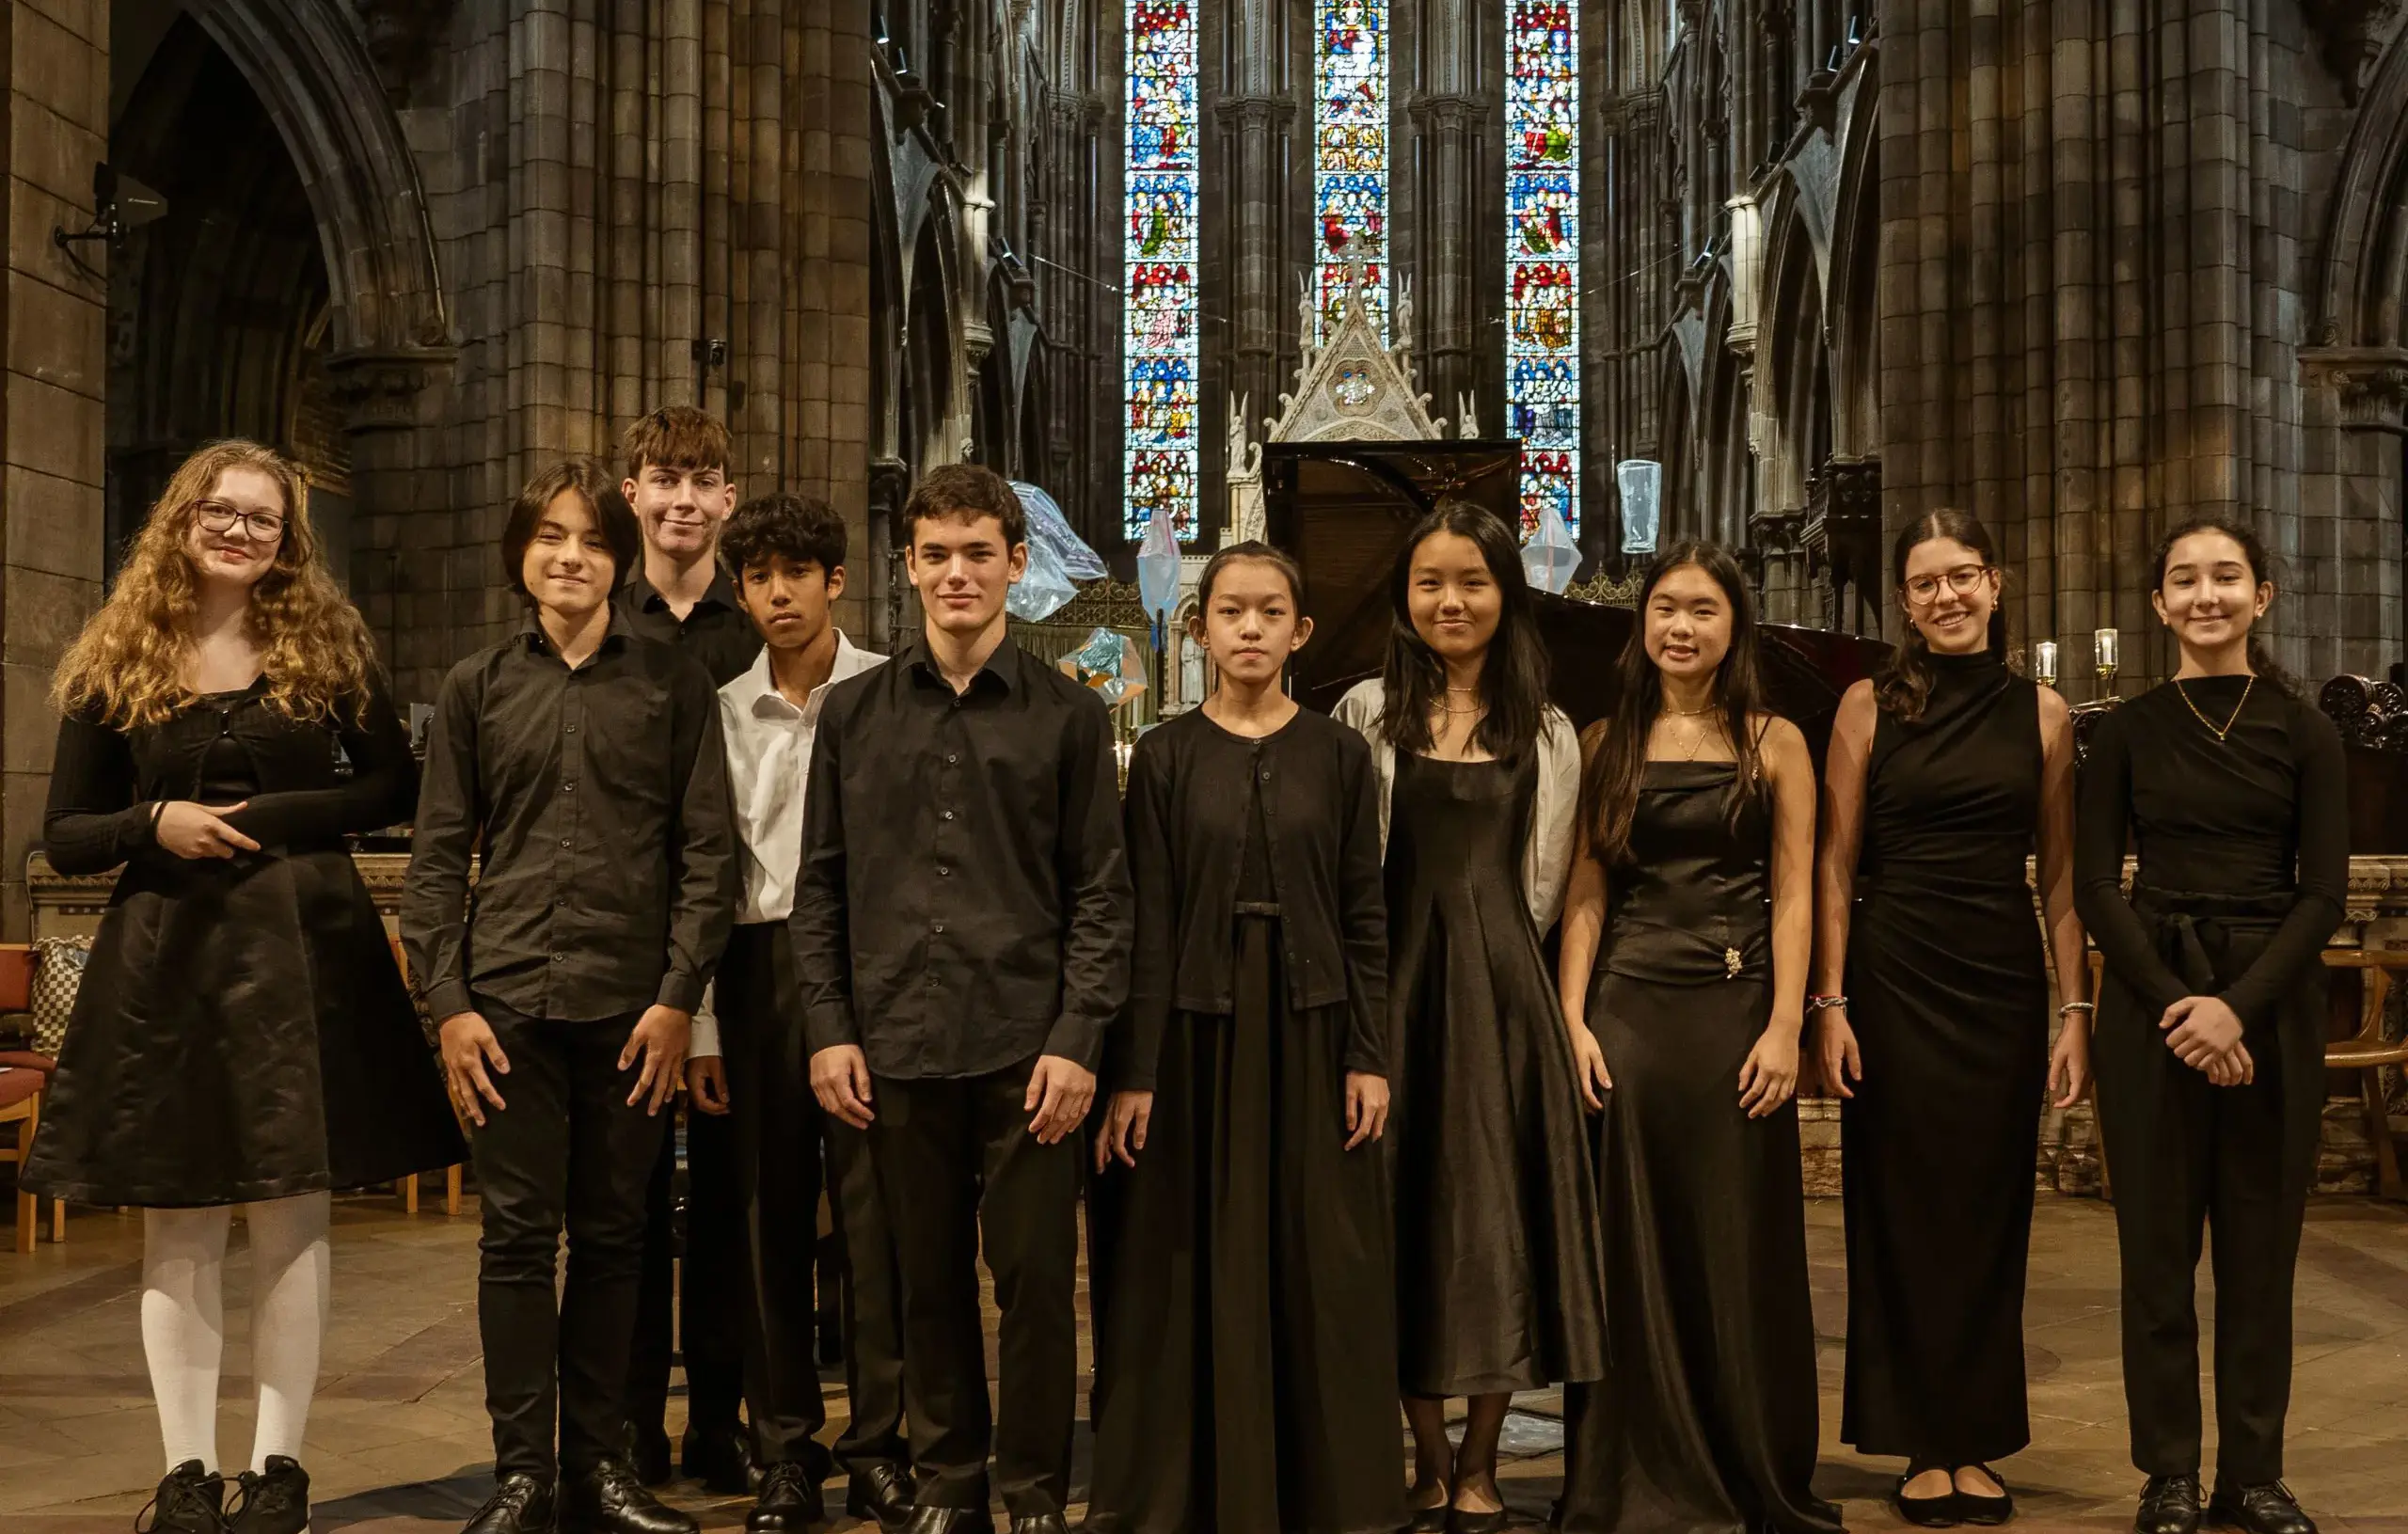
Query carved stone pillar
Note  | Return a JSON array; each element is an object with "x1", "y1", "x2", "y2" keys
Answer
[
  {"x1": 327, "y1": 346, "x2": 456, "y2": 704},
  {"x1": 1214, "y1": 93, "x2": 1296, "y2": 495},
  {"x1": 1406, "y1": 92, "x2": 1483, "y2": 421},
  {"x1": 868, "y1": 455, "x2": 915, "y2": 651}
]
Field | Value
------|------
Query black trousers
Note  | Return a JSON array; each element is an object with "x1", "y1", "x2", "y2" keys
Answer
[
  {"x1": 628, "y1": 1105, "x2": 745, "y2": 1443},
  {"x1": 872, "y1": 1057, "x2": 1082, "y2": 1517},
  {"x1": 716, "y1": 923, "x2": 910, "y2": 1474},
  {"x1": 2096, "y1": 967, "x2": 2325, "y2": 1486},
  {"x1": 468, "y1": 998, "x2": 670, "y2": 1479}
]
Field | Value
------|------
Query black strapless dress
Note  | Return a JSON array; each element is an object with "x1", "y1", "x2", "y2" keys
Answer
[
  {"x1": 1560, "y1": 762, "x2": 1840, "y2": 1534},
  {"x1": 1384, "y1": 751, "x2": 1607, "y2": 1398},
  {"x1": 1841, "y1": 650, "x2": 2050, "y2": 1463}
]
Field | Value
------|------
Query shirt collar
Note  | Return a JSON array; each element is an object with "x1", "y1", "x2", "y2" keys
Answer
[
  {"x1": 520, "y1": 607, "x2": 632, "y2": 654},
  {"x1": 736, "y1": 630, "x2": 880, "y2": 720},
  {"x1": 626, "y1": 564, "x2": 741, "y2": 617},
  {"x1": 907, "y1": 630, "x2": 1021, "y2": 696}
]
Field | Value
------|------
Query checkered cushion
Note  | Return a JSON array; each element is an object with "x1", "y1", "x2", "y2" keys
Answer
[{"x1": 28, "y1": 937, "x2": 91, "y2": 1057}]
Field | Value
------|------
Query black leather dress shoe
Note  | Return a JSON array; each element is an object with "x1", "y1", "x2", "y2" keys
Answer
[
  {"x1": 843, "y1": 1462, "x2": 914, "y2": 1531},
  {"x1": 2135, "y1": 1474, "x2": 2203, "y2": 1534},
  {"x1": 463, "y1": 1474, "x2": 556, "y2": 1534},
  {"x1": 745, "y1": 1463, "x2": 822, "y2": 1533},
  {"x1": 137, "y1": 1461, "x2": 227, "y2": 1534},
  {"x1": 228, "y1": 1457, "x2": 311, "y2": 1534},
  {"x1": 897, "y1": 1508, "x2": 991, "y2": 1534},
  {"x1": 2209, "y1": 1482, "x2": 2317, "y2": 1534},
  {"x1": 630, "y1": 1429, "x2": 673, "y2": 1489},
  {"x1": 1006, "y1": 1516, "x2": 1069, "y2": 1534},
  {"x1": 681, "y1": 1424, "x2": 757, "y2": 1496},
  {"x1": 560, "y1": 1458, "x2": 699, "y2": 1534}
]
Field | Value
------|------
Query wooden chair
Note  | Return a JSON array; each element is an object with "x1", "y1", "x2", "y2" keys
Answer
[
  {"x1": 2322, "y1": 949, "x2": 2408, "y2": 1202},
  {"x1": 388, "y1": 934, "x2": 465, "y2": 1216},
  {"x1": 1, "y1": 943, "x2": 65, "y2": 1252}
]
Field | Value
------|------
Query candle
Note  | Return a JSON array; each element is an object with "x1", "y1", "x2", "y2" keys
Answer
[
  {"x1": 2093, "y1": 627, "x2": 2119, "y2": 672},
  {"x1": 2033, "y1": 640, "x2": 2059, "y2": 688}
]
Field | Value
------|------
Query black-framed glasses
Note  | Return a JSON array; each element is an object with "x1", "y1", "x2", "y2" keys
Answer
[
  {"x1": 192, "y1": 499, "x2": 287, "y2": 543},
  {"x1": 1903, "y1": 564, "x2": 1993, "y2": 605}
]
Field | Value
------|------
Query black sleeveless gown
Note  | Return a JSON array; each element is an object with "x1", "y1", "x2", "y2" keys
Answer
[
  {"x1": 1840, "y1": 649, "x2": 2050, "y2": 1465},
  {"x1": 1384, "y1": 751, "x2": 1607, "y2": 1398},
  {"x1": 1559, "y1": 762, "x2": 1840, "y2": 1534}
]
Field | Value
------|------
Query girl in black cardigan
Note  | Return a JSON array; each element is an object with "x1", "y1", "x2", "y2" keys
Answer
[
  {"x1": 2075, "y1": 518, "x2": 2347, "y2": 1534},
  {"x1": 1085, "y1": 542, "x2": 1402, "y2": 1534}
]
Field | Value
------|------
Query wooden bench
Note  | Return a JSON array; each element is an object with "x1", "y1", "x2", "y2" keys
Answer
[{"x1": 1, "y1": 943, "x2": 65, "y2": 1252}]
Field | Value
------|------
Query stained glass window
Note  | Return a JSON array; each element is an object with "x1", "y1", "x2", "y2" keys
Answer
[
  {"x1": 1315, "y1": 1, "x2": 1387, "y2": 338},
  {"x1": 1506, "y1": 1, "x2": 1580, "y2": 539},
  {"x1": 1125, "y1": 0, "x2": 1199, "y2": 540}
]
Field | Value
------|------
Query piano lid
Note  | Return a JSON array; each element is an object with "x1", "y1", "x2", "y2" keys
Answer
[{"x1": 1263, "y1": 440, "x2": 1891, "y2": 764}]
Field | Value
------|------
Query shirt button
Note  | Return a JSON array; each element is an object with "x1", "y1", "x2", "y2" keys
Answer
[
  {"x1": 932, "y1": 921, "x2": 945, "y2": 934},
  {"x1": 552, "y1": 954, "x2": 564, "y2": 963},
  {"x1": 565, "y1": 724, "x2": 578, "y2": 734},
  {"x1": 942, "y1": 810, "x2": 955, "y2": 821},
  {"x1": 560, "y1": 838, "x2": 572, "y2": 848},
  {"x1": 562, "y1": 783, "x2": 577, "y2": 793},
  {"x1": 945, "y1": 753, "x2": 958, "y2": 765}
]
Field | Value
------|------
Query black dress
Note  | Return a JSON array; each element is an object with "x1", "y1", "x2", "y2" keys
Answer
[
  {"x1": 2074, "y1": 678, "x2": 2347, "y2": 1488},
  {"x1": 1841, "y1": 651, "x2": 2050, "y2": 1464},
  {"x1": 1560, "y1": 763, "x2": 1840, "y2": 1534},
  {"x1": 27, "y1": 675, "x2": 464, "y2": 1208},
  {"x1": 1087, "y1": 708, "x2": 1402, "y2": 1534},
  {"x1": 1385, "y1": 750, "x2": 1606, "y2": 1398}
]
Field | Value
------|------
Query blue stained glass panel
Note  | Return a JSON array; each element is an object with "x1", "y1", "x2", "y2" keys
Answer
[
  {"x1": 1124, "y1": 0, "x2": 1199, "y2": 540},
  {"x1": 1315, "y1": 0, "x2": 1387, "y2": 340},
  {"x1": 1506, "y1": 1, "x2": 1580, "y2": 540}
]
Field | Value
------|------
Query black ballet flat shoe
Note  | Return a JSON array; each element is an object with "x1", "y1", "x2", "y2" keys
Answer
[
  {"x1": 843, "y1": 1462, "x2": 914, "y2": 1532},
  {"x1": 136, "y1": 1461, "x2": 228, "y2": 1534},
  {"x1": 462, "y1": 1474, "x2": 556, "y2": 1534},
  {"x1": 745, "y1": 1462, "x2": 822, "y2": 1533},
  {"x1": 1894, "y1": 1476, "x2": 1962, "y2": 1529},
  {"x1": 1405, "y1": 1484, "x2": 1450, "y2": 1534},
  {"x1": 2207, "y1": 1482, "x2": 2317, "y2": 1534},
  {"x1": 2135, "y1": 1474, "x2": 2204, "y2": 1534},
  {"x1": 227, "y1": 1457, "x2": 311, "y2": 1534},
  {"x1": 1445, "y1": 1507, "x2": 1511, "y2": 1534},
  {"x1": 681, "y1": 1423, "x2": 757, "y2": 1497},
  {"x1": 1952, "y1": 1465, "x2": 2013, "y2": 1527},
  {"x1": 559, "y1": 1457, "x2": 699, "y2": 1534},
  {"x1": 896, "y1": 1509, "x2": 992, "y2": 1534}
]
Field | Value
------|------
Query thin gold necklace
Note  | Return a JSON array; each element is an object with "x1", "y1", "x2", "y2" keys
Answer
[
  {"x1": 2174, "y1": 675, "x2": 2253, "y2": 741},
  {"x1": 1662, "y1": 698, "x2": 1716, "y2": 718}
]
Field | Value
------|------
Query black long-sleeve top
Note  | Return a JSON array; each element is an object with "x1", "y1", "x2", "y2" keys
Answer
[
  {"x1": 43, "y1": 672, "x2": 419, "y2": 876},
  {"x1": 1115, "y1": 705, "x2": 1387, "y2": 1093},
  {"x1": 401, "y1": 613, "x2": 737, "y2": 1025},
  {"x1": 2073, "y1": 676, "x2": 2349, "y2": 1024},
  {"x1": 789, "y1": 634, "x2": 1133, "y2": 1079}
]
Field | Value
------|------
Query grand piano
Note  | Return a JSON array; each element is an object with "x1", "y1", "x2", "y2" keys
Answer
[{"x1": 1262, "y1": 440, "x2": 1890, "y2": 758}]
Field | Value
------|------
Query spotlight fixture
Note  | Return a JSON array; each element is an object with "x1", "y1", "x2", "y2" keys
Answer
[{"x1": 53, "y1": 162, "x2": 167, "y2": 278}]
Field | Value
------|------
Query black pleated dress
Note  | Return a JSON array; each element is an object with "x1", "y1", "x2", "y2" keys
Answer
[
  {"x1": 1086, "y1": 718, "x2": 1404, "y2": 1534},
  {"x1": 1841, "y1": 650, "x2": 2050, "y2": 1464},
  {"x1": 26, "y1": 677, "x2": 464, "y2": 1208},
  {"x1": 1385, "y1": 750, "x2": 1607, "y2": 1399},
  {"x1": 1559, "y1": 762, "x2": 1840, "y2": 1534}
]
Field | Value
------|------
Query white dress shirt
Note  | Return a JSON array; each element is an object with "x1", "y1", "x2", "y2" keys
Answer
[{"x1": 690, "y1": 631, "x2": 885, "y2": 1059}]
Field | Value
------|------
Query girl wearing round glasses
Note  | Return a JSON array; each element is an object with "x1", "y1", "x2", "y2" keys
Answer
[
  {"x1": 2074, "y1": 520, "x2": 2344, "y2": 1534},
  {"x1": 1812, "y1": 511, "x2": 2089, "y2": 1526},
  {"x1": 24, "y1": 440, "x2": 462, "y2": 1534}
]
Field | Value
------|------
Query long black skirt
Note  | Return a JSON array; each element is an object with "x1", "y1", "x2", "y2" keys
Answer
[
  {"x1": 1559, "y1": 972, "x2": 1841, "y2": 1534},
  {"x1": 26, "y1": 846, "x2": 464, "y2": 1207},
  {"x1": 1086, "y1": 916, "x2": 1404, "y2": 1534}
]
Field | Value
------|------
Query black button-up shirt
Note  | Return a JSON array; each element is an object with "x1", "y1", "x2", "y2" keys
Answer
[
  {"x1": 1116, "y1": 705, "x2": 1387, "y2": 1092},
  {"x1": 402, "y1": 612, "x2": 738, "y2": 1025},
  {"x1": 790, "y1": 634, "x2": 1134, "y2": 1078},
  {"x1": 618, "y1": 567, "x2": 762, "y2": 687}
]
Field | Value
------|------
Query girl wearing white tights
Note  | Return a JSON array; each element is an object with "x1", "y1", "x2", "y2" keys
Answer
[{"x1": 25, "y1": 440, "x2": 463, "y2": 1533}]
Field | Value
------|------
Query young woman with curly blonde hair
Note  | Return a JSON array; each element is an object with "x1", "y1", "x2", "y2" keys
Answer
[{"x1": 25, "y1": 439, "x2": 462, "y2": 1534}]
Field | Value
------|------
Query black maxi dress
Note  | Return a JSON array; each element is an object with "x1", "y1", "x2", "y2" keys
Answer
[
  {"x1": 1385, "y1": 750, "x2": 1607, "y2": 1399},
  {"x1": 2074, "y1": 679, "x2": 2347, "y2": 1489},
  {"x1": 1560, "y1": 762, "x2": 1840, "y2": 1534},
  {"x1": 1840, "y1": 650, "x2": 2051, "y2": 1464},
  {"x1": 26, "y1": 675, "x2": 464, "y2": 1208},
  {"x1": 1087, "y1": 708, "x2": 1404, "y2": 1534}
]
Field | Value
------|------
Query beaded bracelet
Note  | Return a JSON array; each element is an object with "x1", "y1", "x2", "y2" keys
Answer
[
  {"x1": 1806, "y1": 994, "x2": 1849, "y2": 1011},
  {"x1": 2058, "y1": 1002, "x2": 2096, "y2": 1016}
]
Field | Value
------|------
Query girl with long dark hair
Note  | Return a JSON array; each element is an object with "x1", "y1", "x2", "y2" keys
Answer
[
  {"x1": 1814, "y1": 511, "x2": 2090, "y2": 1526},
  {"x1": 2075, "y1": 520, "x2": 2345, "y2": 1534},
  {"x1": 1553, "y1": 541, "x2": 1839, "y2": 1534},
  {"x1": 27, "y1": 439, "x2": 463, "y2": 1534},
  {"x1": 1332, "y1": 500, "x2": 1606, "y2": 1533}
]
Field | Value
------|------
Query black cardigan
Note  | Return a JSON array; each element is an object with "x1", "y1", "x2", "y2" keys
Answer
[{"x1": 1116, "y1": 704, "x2": 1386, "y2": 1092}]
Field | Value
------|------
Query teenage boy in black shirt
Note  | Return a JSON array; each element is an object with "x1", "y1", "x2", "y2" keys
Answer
[
  {"x1": 610, "y1": 406, "x2": 759, "y2": 1494},
  {"x1": 793, "y1": 465, "x2": 1133, "y2": 1534},
  {"x1": 404, "y1": 459, "x2": 737, "y2": 1534}
]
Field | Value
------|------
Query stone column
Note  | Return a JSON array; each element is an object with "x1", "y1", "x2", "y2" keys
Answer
[
  {"x1": 1214, "y1": 91, "x2": 1296, "y2": 476},
  {"x1": 328, "y1": 347, "x2": 460, "y2": 705}
]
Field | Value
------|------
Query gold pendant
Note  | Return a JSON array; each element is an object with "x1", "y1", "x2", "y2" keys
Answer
[{"x1": 1724, "y1": 946, "x2": 1743, "y2": 979}]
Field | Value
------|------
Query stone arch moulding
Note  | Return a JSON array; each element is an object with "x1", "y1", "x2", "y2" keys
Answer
[
  {"x1": 1823, "y1": 40, "x2": 1880, "y2": 462},
  {"x1": 2305, "y1": 18, "x2": 2408, "y2": 433},
  {"x1": 185, "y1": 0, "x2": 451, "y2": 367}
]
